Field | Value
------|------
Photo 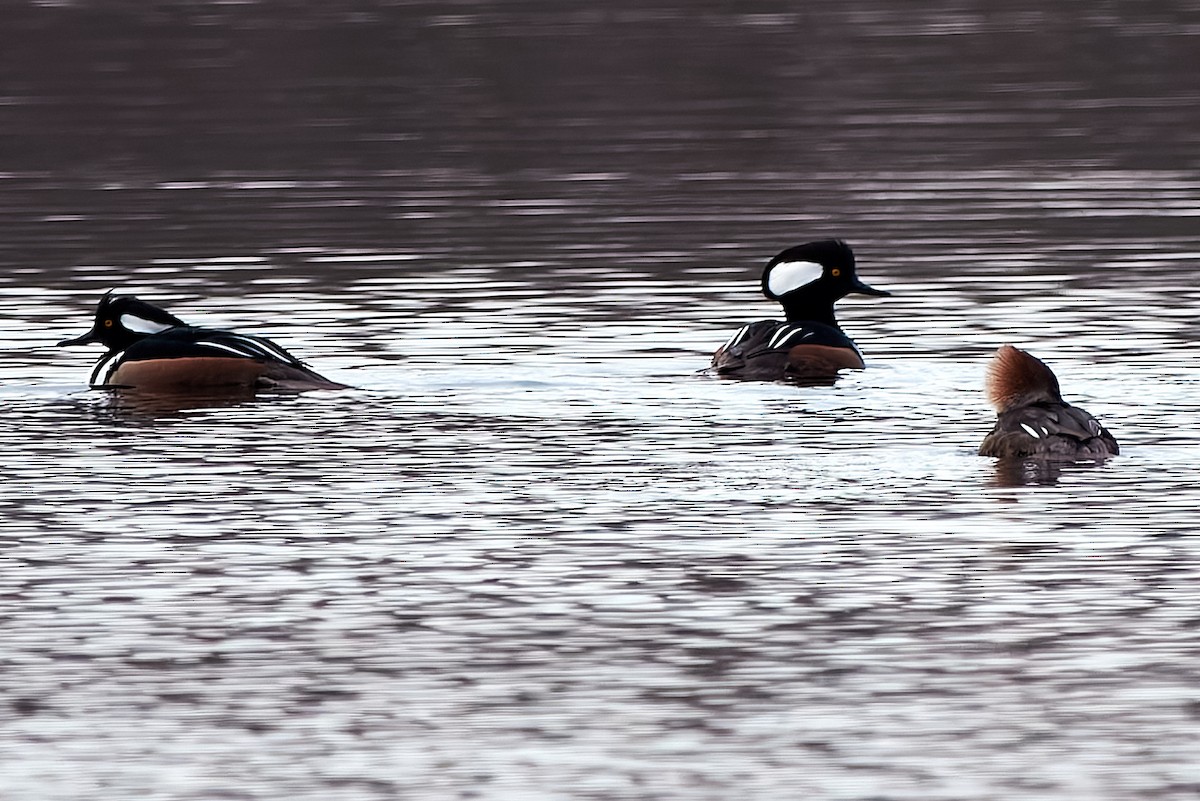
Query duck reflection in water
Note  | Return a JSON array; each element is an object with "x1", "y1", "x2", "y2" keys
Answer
[
  {"x1": 989, "y1": 457, "x2": 1072, "y2": 487},
  {"x1": 102, "y1": 387, "x2": 265, "y2": 416}
]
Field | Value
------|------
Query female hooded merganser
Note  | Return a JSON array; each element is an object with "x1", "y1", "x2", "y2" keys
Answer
[
  {"x1": 979, "y1": 345, "x2": 1118, "y2": 460},
  {"x1": 711, "y1": 240, "x2": 890, "y2": 381},
  {"x1": 58, "y1": 291, "x2": 347, "y2": 392}
]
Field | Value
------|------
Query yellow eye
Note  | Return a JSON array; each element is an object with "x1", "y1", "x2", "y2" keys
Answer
[
  {"x1": 103, "y1": 319, "x2": 114, "y2": 328},
  {"x1": 831, "y1": 268, "x2": 841, "y2": 277}
]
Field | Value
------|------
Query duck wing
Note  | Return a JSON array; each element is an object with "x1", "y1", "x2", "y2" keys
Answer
[
  {"x1": 980, "y1": 403, "x2": 1118, "y2": 459},
  {"x1": 712, "y1": 321, "x2": 863, "y2": 381}
]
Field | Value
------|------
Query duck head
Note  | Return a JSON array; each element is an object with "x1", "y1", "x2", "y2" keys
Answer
[
  {"x1": 58, "y1": 291, "x2": 187, "y2": 352},
  {"x1": 761, "y1": 240, "x2": 889, "y2": 324}
]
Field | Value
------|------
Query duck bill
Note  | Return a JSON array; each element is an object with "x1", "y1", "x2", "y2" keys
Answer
[
  {"x1": 58, "y1": 329, "x2": 101, "y2": 347},
  {"x1": 851, "y1": 279, "x2": 890, "y2": 297}
]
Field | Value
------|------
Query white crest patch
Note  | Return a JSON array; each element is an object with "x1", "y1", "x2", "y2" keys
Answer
[
  {"x1": 120, "y1": 313, "x2": 173, "y2": 335},
  {"x1": 1020, "y1": 423, "x2": 1041, "y2": 439},
  {"x1": 767, "y1": 260, "x2": 824, "y2": 296}
]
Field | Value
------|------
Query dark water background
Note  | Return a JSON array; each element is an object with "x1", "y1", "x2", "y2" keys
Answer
[{"x1": 4, "y1": 2, "x2": 1200, "y2": 799}]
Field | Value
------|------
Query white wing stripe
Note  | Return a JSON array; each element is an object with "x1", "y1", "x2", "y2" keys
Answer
[
  {"x1": 768, "y1": 325, "x2": 814, "y2": 349},
  {"x1": 767, "y1": 326, "x2": 793, "y2": 349},
  {"x1": 223, "y1": 334, "x2": 295, "y2": 363},
  {"x1": 197, "y1": 341, "x2": 266, "y2": 359},
  {"x1": 722, "y1": 325, "x2": 749, "y2": 350}
]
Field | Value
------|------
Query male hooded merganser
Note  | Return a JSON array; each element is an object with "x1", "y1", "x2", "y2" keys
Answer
[
  {"x1": 711, "y1": 240, "x2": 890, "y2": 381},
  {"x1": 58, "y1": 291, "x2": 347, "y2": 391},
  {"x1": 979, "y1": 345, "x2": 1118, "y2": 460}
]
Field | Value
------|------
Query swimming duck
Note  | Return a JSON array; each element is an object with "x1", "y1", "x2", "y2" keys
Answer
[
  {"x1": 711, "y1": 240, "x2": 890, "y2": 381},
  {"x1": 58, "y1": 291, "x2": 347, "y2": 392},
  {"x1": 979, "y1": 344, "x2": 1117, "y2": 460}
]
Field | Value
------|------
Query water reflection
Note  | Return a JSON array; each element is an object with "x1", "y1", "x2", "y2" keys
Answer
[
  {"x1": 987, "y1": 456, "x2": 1111, "y2": 487},
  {"x1": 92, "y1": 387, "x2": 348, "y2": 417}
]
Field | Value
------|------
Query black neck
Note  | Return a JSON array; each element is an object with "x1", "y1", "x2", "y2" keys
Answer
[{"x1": 780, "y1": 296, "x2": 840, "y2": 327}]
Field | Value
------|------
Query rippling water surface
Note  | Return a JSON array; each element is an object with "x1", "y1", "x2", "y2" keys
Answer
[{"x1": 4, "y1": 2, "x2": 1200, "y2": 800}]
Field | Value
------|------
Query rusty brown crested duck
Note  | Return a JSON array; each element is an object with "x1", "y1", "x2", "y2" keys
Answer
[{"x1": 979, "y1": 344, "x2": 1117, "y2": 460}]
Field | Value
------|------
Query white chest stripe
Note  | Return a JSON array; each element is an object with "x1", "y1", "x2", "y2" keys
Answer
[
  {"x1": 120, "y1": 313, "x2": 173, "y2": 335},
  {"x1": 1020, "y1": 423, "x2": 1042, "y2": 439},
  {"x1": 767, "y1": 260, "x2": 824, "y2": 296},
  {"x1": 93, "y1": 350, "x2": 123, "y2": 385}
]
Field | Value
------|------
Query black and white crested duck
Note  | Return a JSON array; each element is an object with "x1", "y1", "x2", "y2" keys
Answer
[
  {"x1": 711, "y1": 239, "x2": 890, "y2": 382},
  {"x1": 58, "y1": 291, "x2": 347, "y2": 392}
]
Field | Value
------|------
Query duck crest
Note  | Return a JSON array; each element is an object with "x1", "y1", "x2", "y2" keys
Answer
[{"x1": 986, "y1": 344, "x2": 1063, "y2": 413}]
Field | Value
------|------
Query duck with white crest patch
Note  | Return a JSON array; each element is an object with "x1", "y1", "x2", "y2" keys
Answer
[
  {"x1": 710, "y1": 240, "x2": 890, "y2": 382},
  {"x1": 979, "y1": 344, "x2": 1118, "y2": 461},
  {"x1": 58, "y1": 291, "x2": 348, "y2": 392}
]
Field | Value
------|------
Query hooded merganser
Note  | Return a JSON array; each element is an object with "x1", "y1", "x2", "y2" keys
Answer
[
  {"x1": 979, "y1": 345, "x2": 1118, "y2": 460},
  {"x1": 58, "y1": 291, "x2": 347, "y2": 391},
  {"x1": 711, "y1": 240, "x2": 890, "y2": 381}
]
